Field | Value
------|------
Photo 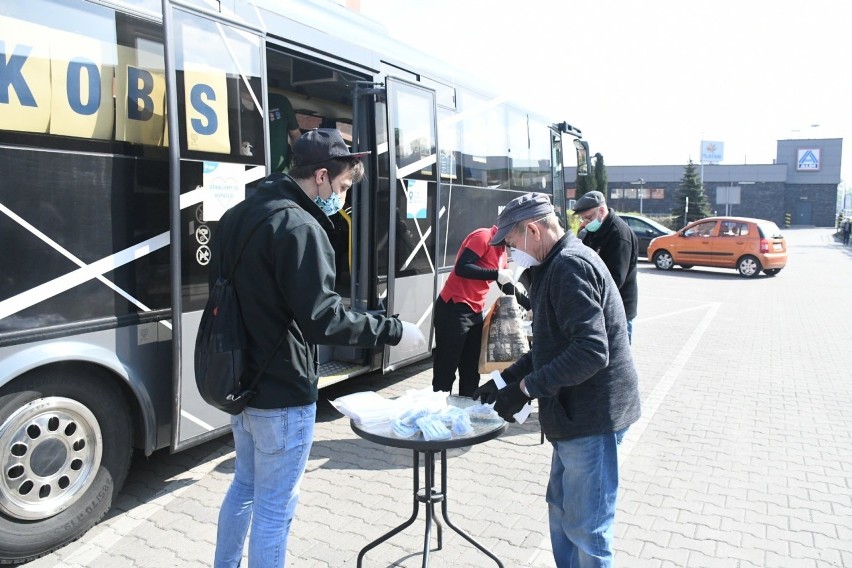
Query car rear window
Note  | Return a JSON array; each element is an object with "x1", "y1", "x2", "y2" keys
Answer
[{"x1": 757, "y1": 222, "x2": 784, "y2": 239}]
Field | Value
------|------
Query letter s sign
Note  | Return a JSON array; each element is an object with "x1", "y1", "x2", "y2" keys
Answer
[{"x1": 183, "y1": 66, "x2": 229, "y2": 154}]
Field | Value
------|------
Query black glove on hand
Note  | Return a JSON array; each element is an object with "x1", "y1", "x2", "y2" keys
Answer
[
  {"x1": 494, "y1": 381, "x2": 531, "y2": 423},
  {"x1": 472, "y1": 380, "x2": 499, "y2": 404},
  {"x1": 500, "y1": 367, "x2": 519, "y2": 384}
]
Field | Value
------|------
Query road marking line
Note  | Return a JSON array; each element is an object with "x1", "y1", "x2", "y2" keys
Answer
[
  {"x1": 525, "y1": 301, "x2": 720, "y2": 565},
  {"x1": 619, "y1": 301, "x2": 720, "y2": 463}
]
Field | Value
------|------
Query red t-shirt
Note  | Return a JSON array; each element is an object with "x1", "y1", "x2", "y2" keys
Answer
[{"x1": 439, "y1": 226, "x2": 507, "y2": 313}]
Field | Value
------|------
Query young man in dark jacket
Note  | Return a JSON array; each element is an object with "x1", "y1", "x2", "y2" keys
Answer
[
  {"x1": 573, "y1": 190, "x2": 639, "y2": 342},
  {"x1": 475, "y1": 192, "x2": 641, "y2": 568},
  {"x1": 211, "y1": 129, "x2": 425, "y2": 568}
]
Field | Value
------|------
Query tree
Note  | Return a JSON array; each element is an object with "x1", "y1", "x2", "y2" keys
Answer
[
  {"x1": 593, "y1": 153, "x2": 607, "y2": 198},
  {"x1": 672, "y1": 159, "x2": 711, "y2": 227},
  {"x1": 575, "y1": 165, "x2": 597, "y2": 198},
  {"x1": 575, "y1": 152, "x2": 605, "y2": 202}
]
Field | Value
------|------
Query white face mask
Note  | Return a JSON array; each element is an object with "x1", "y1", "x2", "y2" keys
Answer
[
  {"x1": 510, "y1": 225, "x2": 541, "y2": 268},
  {"x1": 511, "y1": 248, "x2": 540, "y2": 268}
]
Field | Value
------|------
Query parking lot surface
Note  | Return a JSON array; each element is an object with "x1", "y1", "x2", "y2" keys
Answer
[{"x1": 26, "y1": 227, "x2": 852, "y2": 567}]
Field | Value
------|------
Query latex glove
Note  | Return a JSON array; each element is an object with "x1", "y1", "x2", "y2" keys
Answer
[
  {"x1": 396, "y1": 321, "x2": 426, "y2": 352},
  {"x1": 472, "y1": 380, "x2": 499, "y2": 404},
  {"x1": 496, "y1": 268, "x2": 514, "y2": 286},
  {"x1": 494, "y1": 381, "x2": 531, "y2": 423}
]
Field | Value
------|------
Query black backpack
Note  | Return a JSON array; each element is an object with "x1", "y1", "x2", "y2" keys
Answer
[{"x1": 194, "y1": 205, "x2": 293, "y2": 415}]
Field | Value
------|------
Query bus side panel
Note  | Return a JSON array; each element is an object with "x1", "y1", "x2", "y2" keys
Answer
[{"x1": 0, "y1": 147, "x2": 171, "y2": 336}]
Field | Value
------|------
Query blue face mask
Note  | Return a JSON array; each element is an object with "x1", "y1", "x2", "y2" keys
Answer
[
  {"x1": 314, "y1": 177, "x2": 343, "y2": 216},
  {"x1": 585, "y1": 216, "x2": 602, "y2": 232}
]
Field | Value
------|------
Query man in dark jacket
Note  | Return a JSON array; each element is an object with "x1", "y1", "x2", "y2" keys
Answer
[
  {"x1": 211, "y1": 129, "x2": 425, "y2": 568},
  {"x1": 475, "y1": 192, "x2": 641, "y2": 568},
  {"x1": 573, "y1": 190, "x2": 639, "y2": 343}
]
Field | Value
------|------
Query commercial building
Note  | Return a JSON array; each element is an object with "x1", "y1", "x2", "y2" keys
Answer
[{"x1": 565, "y1": 138, "x2": 843, "y2": 227}]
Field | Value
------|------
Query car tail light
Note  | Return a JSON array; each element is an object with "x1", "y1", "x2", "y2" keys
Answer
[{"x1": 759, "y1": 238, "x2": 770, "y2": 253}]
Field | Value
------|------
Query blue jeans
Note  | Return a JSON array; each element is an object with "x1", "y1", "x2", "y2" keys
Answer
[
  {"x1": 214, "y1": 404, "x2": 316, "y2": 568},
  {"x1": 626, "y1": 319, "x2": 634, "y2": 345},
  {"x1": 547, "y1": 429, "x2": 627, "y2": 568}
]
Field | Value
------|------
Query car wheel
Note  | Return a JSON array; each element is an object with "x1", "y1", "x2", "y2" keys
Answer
[
  {"x1": 653, "y1": 250, "x2": 674, "y2": 270},
  {"x1": 737, "y1": 255, "x2": 762, "y2": 278},
  {"x1": 0, "y1": 367, "x2": 133, "y2": 563},
  {"x1": 764, "y1": 268, "x2": 781, "y2": 276}
]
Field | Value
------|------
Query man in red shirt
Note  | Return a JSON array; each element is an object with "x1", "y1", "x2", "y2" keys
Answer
[{"x1": 432, "y1": 226, "x2": 525, "y2": 396}]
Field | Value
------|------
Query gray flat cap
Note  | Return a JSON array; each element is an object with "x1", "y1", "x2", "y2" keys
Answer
[
  {"x1": 573, "y1": 190, "x2": 605, "y2": 214},
  {"x1": 490, "y1": 192, "x2": 554, "y2": 246}
]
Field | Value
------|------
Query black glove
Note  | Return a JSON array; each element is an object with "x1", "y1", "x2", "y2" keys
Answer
[
  {"x1": 501, "y1": 367, "x2": 519, "y2": 384},
  {"x1": 472, "y1": 380, "x2": 499, "y2": 404},
  {"x1": 494, "y1": 381, "x2": 531, "y2": 423}
]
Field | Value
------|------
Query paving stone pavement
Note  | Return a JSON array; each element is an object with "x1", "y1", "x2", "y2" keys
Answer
[{"x1": 25, "y1": 227, "x2": 852, "y2": 567}]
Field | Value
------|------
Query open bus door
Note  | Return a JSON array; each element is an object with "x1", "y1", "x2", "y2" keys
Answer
[
  {"x1": 382, "y1": 78, "x2": 439, "y2": 370},
  {"x1": 551, "y1": 127, "x2": 567, "y2": 223},
  {"x1": 162, "y1": 2, "x2": 267, "y2": 451}
]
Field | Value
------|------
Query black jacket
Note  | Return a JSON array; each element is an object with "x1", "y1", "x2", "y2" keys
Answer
[
  {"x1": 504, "y1": 233, "x2": 641, "y2": 441},
  {"x1": 581, "y1": 211, "x2": 639, "y2": 319},
  {"x1": 210, "y1": 173, "x2": 402, "y2": 408}
]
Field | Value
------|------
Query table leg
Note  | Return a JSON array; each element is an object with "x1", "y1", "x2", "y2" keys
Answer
[
  {"x1": 356, "y1": 451, "x2": 421, "y2": 568},
  {"x1": 422, "y1": 451, "x2": 434, "y2": 567},
  {"x1": 357, "y1": 448, "x2": 503, "y2": 567},
  {"x1": 438, "y1": 450, "x2": 505, "y2": 567}
]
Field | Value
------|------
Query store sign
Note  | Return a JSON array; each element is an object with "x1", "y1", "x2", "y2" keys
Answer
[
  {"x1": 700, "y1": 140, "x2": 724, "y2": 163},
  {"x1": 796, "y1": 148, "x2": 820, "y2": 171}
]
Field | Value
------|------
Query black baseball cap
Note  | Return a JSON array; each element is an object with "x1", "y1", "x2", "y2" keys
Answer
[{"x1": 291, "y1": 128, "x2": 371, "y2": 167}]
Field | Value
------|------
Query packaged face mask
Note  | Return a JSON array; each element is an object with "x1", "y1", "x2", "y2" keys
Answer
[{"x1": 415, "y1": 416, "x2": 452, "y2": 441}]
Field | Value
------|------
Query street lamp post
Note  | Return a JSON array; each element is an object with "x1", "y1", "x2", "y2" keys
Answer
[{"x1": 630, "y1": 178, "x2": 645, "y2": 214}]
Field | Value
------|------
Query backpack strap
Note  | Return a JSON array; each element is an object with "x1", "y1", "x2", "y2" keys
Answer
[
  {"x1": 226, "y1": 204, "x2": 295, "y2": 280},
  {"x1": 223, "y1": 203, "x2": 296, "y2": 400}
]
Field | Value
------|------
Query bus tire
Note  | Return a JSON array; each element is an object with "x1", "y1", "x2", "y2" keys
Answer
[{"x1": 0, "y1": 368, "x2": 133, "y2": 564}]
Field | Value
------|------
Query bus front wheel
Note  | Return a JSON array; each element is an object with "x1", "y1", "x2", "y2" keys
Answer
[{"x1": 0, "y1": 368, "x2": 133, "y2": 564}]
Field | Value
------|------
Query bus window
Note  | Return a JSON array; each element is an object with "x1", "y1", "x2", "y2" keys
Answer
[
  {"x1": 171, "y1": 9, "x2": 264, "y2": 165},
  {"x1": 392, "y1": 86, "x2": 436, "y2": 276},
  {"x1": 0, "y1": 2, "x2": 172, "y2": 334},
  {"x1": 458, "y1": 89, "x2": 509, "y2": 188}
]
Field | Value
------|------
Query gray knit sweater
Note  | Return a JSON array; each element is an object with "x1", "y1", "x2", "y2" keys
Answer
[{"x1": 505, "y1": 233, "x2": 641, "y2": 441}]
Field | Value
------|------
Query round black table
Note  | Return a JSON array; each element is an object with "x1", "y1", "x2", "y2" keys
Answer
[{"x1": 351, "y1": 395, "x2": 508, "y2": 568}]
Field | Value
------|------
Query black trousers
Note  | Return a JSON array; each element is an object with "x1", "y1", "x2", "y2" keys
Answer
[{"x1": 432, "y1": 297, "x2": 484, "y2": 397}]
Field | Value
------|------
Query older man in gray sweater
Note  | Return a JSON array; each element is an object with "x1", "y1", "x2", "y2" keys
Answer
[{"x1": 474, "y1": 192, "x2": 641, "y2": 568}]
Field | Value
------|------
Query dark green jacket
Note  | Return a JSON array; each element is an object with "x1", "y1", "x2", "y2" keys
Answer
[{"x1": 211, "y1": 173, "x2": 402, "y2": 408}]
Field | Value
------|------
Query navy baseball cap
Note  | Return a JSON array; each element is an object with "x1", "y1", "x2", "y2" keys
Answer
[
  {"x1": 291, "y1": 128, "x2": 371, "y2": 167},
  {"x1": 490, "y1": 192, "x2": 554, "y2": 246}
]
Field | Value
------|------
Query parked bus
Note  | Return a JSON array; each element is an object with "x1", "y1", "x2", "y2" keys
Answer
[{"x1": 0, "y1": 0, "x2": 587, "y2": 561}]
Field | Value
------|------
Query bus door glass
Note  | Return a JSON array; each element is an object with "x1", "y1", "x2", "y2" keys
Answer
[
  {"x1": 551, "y1": 127, "x2": 566, "y2": 222},
  {"x1": 163, "y1": 4, "x2": 266, "y2": 450},
  {"x1": 383, "y1": 78, "x2": 438, "y2": 370}
]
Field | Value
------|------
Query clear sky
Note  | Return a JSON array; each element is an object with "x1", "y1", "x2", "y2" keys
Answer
[{"x1": 358, "y1": 0, "x2": 849, "y2": 189}]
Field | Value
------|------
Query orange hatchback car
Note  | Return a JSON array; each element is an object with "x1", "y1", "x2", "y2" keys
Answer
[{"x1": 647, "y1": 216, "x2": 787, "y2": 278}]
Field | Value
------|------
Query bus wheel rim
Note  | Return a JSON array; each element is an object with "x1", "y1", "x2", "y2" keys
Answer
[{"x1": 0, "y1": 397, "x2": 103, "y2": 520}]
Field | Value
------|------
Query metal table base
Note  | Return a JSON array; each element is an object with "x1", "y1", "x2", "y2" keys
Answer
[{"x1": 356, "y1": 448, "x2": 504, "y2": 568}]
